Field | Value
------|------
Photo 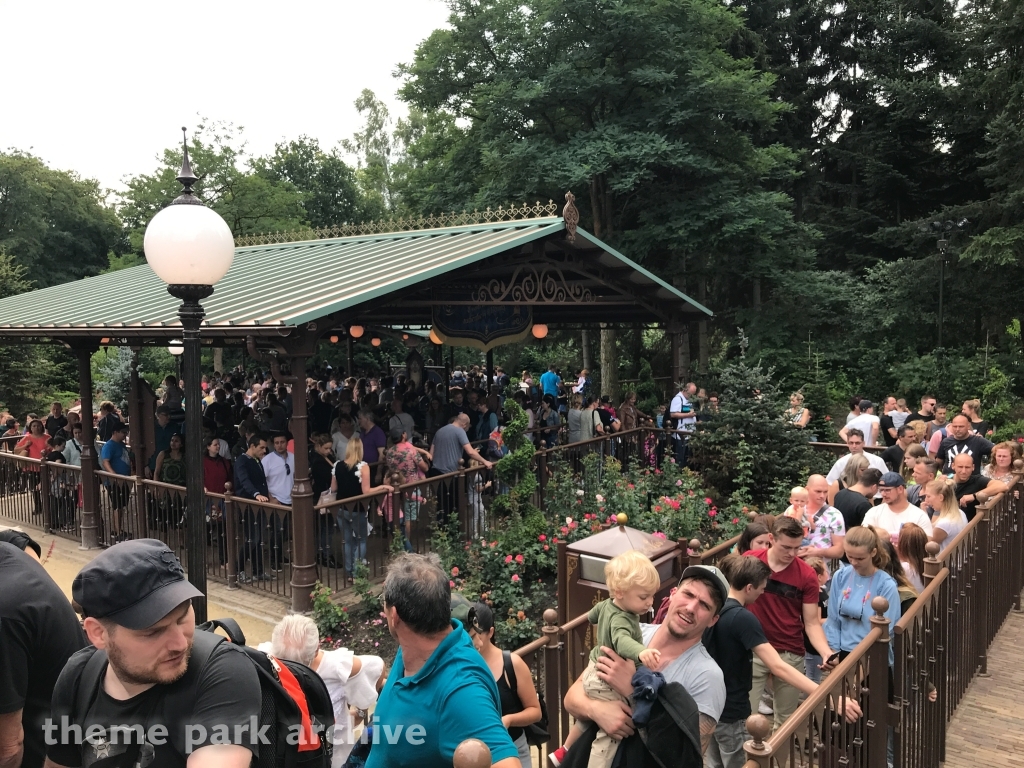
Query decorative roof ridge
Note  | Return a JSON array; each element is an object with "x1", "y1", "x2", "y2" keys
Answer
[{"x1": 234, "y1": 200, "x2": 561, "y2": 248}]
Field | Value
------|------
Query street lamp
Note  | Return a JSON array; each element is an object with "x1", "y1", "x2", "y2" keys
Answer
[
  {"x1": 168, "y1": 340, "x2": 184, "y2": 385},
  {"x1": 144, "y1": 128, "x2": 235, "y2": 622},
  {"x1": 921, "y1": 219, "x2": 967, "y2": 350}
]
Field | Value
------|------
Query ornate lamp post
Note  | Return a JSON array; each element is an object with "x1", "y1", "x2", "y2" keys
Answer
[{"x1": 144, "y1": 129, "x2": 235, "y2": 622}]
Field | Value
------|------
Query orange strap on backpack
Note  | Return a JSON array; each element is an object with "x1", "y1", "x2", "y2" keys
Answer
[{"x1": 271, "y1": 656, "x2": 321, "y2": 751}]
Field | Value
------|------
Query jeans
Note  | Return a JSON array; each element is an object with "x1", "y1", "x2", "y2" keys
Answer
[
  {"x1": 805, "y1": 652, "x2": 823, "y2": 684},
  {"x1": 238, "y1": 507, "x2": 265, "y2": 576},
  {"x1": 706, "y1": 719, "x2": 750, "y2": 768},
  {"x1": 337, "y1": 507, "x2": 367, "y2": 576},
  {"x1": 672, "y1": 435, "x2": 689, "y2": 466},
  {"x1": 316, "y1": 510, "x2": 335, "y2": 564}
]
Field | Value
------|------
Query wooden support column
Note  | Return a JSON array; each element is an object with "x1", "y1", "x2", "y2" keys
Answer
[
  {"x1": 75, "y1": 345, "x2": 101, "y2": 549},
  {"x1": 288, "y1": 355, "x2": 316, "y2": 613},
  {"x1": 670, "y1": 331, "x2": 682, "y2": 389},
  {"x1": 486, "y1": 349, "x2": 494, "y2": 388}
]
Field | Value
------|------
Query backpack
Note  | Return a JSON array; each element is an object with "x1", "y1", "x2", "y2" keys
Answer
[
  {"x1": 501, "y1": 650, "x2": 551, "y2": 746},
  {"x1": 71, "y1": 617, "x2": 334, "y2": 768}
]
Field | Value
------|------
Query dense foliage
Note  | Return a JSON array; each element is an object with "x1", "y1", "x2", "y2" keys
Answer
[{"x1": 5, "y1": 0, "x2": 1024, "y2": 421}]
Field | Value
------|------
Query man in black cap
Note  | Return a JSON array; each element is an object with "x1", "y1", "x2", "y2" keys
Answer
[
  {"x1": 45, "y1": 539, "x2": 260, "y2": 768},
  {"x1": 0, "y1": 541, "x2": 86, "y2": 768}
]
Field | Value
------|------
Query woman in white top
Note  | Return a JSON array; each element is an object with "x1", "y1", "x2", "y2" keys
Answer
[
  {"x1": 786, "y1": 391, "x2": 811, "y2": 428},
  {"x1": 923, "y1": 479, "x2": 968, "y2": 553}
]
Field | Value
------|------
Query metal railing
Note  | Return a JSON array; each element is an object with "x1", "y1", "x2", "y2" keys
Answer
[{"x1": 741, "y1": 475, "x2": 1024, "y2": 768}]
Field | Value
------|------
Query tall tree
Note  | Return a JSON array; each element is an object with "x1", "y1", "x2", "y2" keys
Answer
[
  {"x1": 252, "y1": 137, "x2": 380, "y2": 227},
  {"x1": 0, "y1": 152, "x2": 123, "y2": 287},
  {"x1": 399, "y1": 0, "x2": 817, "y2": 339},
  {"x1": 342, "y1": 90, "x2": 400, "y2": 213},
  {"x1": 118, "y1": 120, "x2": 306, "y2": 254}
]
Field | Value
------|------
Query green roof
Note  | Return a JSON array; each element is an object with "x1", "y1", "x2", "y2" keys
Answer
[{"x1": 0, "y1": 217, "x2": 710, "y2": 340}]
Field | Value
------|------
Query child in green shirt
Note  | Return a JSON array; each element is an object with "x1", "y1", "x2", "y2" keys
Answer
[{"x1": 549, "y1": 549, "x2": 662, "y2": 767}]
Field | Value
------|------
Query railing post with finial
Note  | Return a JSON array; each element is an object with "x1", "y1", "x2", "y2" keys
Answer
[
  {"x1": 742, "y1": 714, "x2": 773, "y2": 767},
  {"x1": 867, "y1": 596, "x2": 891, "y2": 768},
  {"x1": 453, "y1": 738, "x2": 491, "y2": 768},
  {"x1": 542, "y1": 608, "x2": 563, "y2": 747},
  {"x1": 224, "y1": 482, "x2": 238, "y2": 589},
  {"x1": 688, "y1": 538, "x2": 703, "y2": 567},
  {"x1": 1014, "y1": 460, "x2": 1024, "y2": 612},
  {"x1": 923, "y1": 540, "x2": 941, "y2": 585},
  {"x1": 975, "y1": 504, "x2": 991, "y2": 676}
]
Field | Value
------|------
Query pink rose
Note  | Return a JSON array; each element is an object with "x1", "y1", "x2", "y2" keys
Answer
[
  {"x1": 450, "y1": 580, "x2": 455, "y2": 587},
  {"x1": 539, "y1": 534, "x2": 547, "y2": 541},
  {"x1": 515, "y1": 554, "x2": 524, "y2": 563},
  {"x1": 543, "y1": 545, "x2": 549, "y2": 551},
  {"x1": 511, "y1": 574, "x2": 520, "y2": 582},
  {"x1": 709, "y1": 510, "x2": 717, "y2": 517},
  {"x1": 704, "y1": 497, "x2": 713, "y2": 505},
  {"x1": 451, "y1": 566, "x2": 459, "y2": 576},
  {"x1": 505, "y1": 555, "x2": 513, "y2": 564}
]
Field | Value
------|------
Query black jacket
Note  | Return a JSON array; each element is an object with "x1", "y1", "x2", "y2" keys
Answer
[{"x1": 562, "y1": 681, "x2": 703, "y2": 768}]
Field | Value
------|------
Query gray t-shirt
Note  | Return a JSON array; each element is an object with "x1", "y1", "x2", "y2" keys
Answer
[
  {"x1": 432, "y1": 423, "x2": 470, "y2": 473},
  {"x1": 640, "y1": 624, "x2": 726, "y2": 722}
]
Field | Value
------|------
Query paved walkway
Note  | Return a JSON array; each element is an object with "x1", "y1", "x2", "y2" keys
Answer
[
  {"x1": 943, "y1": 609, "x2": 1024, "y2": 767},
  {"x1": 1, "y1": 520, "x2": 289, "y2": 645}
]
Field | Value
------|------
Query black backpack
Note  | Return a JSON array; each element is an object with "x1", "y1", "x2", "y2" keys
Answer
[
  {"x1": 502, "y1": 650, "x2": 550, "y2": 746},
  {"x1": 71, "y1": 617, "x2": 334, "y2": 768}
]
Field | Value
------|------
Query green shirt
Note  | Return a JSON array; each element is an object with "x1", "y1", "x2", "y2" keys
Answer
[{"x1": 589, "y1": 598, "x2": 647, "y2": 664}]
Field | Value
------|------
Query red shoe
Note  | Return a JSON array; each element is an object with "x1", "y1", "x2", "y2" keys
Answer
[{"x1": 549, "y1": 746, "x2": 567, "y2": 767}]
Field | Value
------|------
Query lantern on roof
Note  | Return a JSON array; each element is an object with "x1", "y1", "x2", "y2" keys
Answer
[
  {"x1": 371, "y1": 337, "x2": 381, "y2": 347},
  {"x1": 429, "y1": 327, "x2": 443, "y2": 345},
  {"x1": 532, "y1": 323, "x2": 549, "y2": 339},
  {"x1": 329, "y1": 335, "x2": 339, "y2": 344},
  {"x1": 349, "y1": 325, "x2": 365, "y2": 338}
]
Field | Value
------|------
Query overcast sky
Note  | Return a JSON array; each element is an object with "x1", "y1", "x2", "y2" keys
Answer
[{"x1": 1, "y1": 0, "x2": 451, "y2": 194}]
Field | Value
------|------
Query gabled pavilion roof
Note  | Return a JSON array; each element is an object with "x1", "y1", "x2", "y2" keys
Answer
[{"x1": 0, "y1": 212, "x2": 710, "y2": 344}]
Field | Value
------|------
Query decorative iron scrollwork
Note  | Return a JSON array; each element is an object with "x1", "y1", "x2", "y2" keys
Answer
[
  {"x1": 563, "y1": 191, "x2": 579, "y2": 243},
  {"x1": 471, "y1": 264, "x2": 594, "y2": 304}
]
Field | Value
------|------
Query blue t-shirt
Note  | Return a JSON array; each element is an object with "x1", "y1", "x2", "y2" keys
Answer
[
  {"x1": 100, "y1": 439, "x2": 130, "y2": 476},
  {"x1": 540, "y1": 370, "x2": 561, "y2": 397},
  {"x1": 365, "y1": 620, "x2": 517, "y2": 768}
]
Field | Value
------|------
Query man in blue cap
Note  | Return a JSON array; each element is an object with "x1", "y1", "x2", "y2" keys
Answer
[{"x1": 45, "y1": 539, "x2": 260, "y2": 768}]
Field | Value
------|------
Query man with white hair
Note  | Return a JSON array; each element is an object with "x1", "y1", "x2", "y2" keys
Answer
[{"x1": 263, "y1": 614, "x2": 385, "y2": 768}]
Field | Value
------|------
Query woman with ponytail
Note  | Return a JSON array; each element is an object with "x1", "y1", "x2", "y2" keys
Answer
[
  {"x1": 923, "y1": 479, "x2": 968, "y2": 553},
  {"x1": 825, "y1": 526, "x2": 902, "y2": 666}
]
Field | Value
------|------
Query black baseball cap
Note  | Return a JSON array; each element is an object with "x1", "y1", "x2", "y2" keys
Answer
[
  {"x1": 0, "y1": 529, "x2": 41, "y2": 557},
  {"x1": 73, "y1": 539, "x2": 203, "y2": 629},
  {"x1": 467, "y1": 602, "x2": 495, "y2": 633}
]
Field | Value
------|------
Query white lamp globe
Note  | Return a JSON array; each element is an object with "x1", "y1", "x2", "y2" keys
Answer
[
  {"x1": 167, "y1": 341, "x2": 184, "y2": 355},
  {"x1": 144, "y1": 204, "x2": 235, "y2": 286}
]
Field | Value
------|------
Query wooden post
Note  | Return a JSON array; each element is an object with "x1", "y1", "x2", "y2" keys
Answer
[
  {"x1": 541, "y1": 608, "x2": 562, "y2": 747},
  {"x1": 453, "y1": 739, "x2": 490, "y2": 768},
  {"x1": 39, "y1": 460, "x2": 52, "y2": 532},
  {"x1": 923, "y1": 541, "x2": 941, "y2": 585},
  {"x1": 867, "y1": 596, "x2": 892, "y2": 768},
  {"x1": 288, "y1": 356, "x2": 317, "y2": 614},
  {"x1": 670, "y1": 331, "x2": 682, "y2": 390},
  {"x1": 225, "y1": 482, "x2": 239, "y2": 590},
  {"x1": 975, "y1": 504, "x2": 990, "y2": 676},
  {"x1": 741, "y1": 714, "x2": 773, "y2": 767},
  {"x1": 687, "y1": 538, "x2": 703, "y2": 567},
  {"x1": 486, "y1": 348, "x2": 494, "y2": 388},
  {"x1": 76, "y1": 345, "x2": 101, "y2": 549}
]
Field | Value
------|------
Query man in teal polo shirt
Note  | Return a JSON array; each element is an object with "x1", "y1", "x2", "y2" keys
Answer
[{"x1": 367, "y1": 553, "x2": 520, "y2": 768}]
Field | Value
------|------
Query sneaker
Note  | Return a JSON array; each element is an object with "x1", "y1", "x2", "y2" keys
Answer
[
  {"x1": 758, "y1": 698, "x2": 774, "y2": 716},
  {"x1": 238, "y1": 574, "x2": 253, "y2": 584},
  {"x1": 257, "y1": 572, "x2": 277, "y2": 581},
  {"x1": 549, "y1": 747, "x2": 566, "y2": 767}
]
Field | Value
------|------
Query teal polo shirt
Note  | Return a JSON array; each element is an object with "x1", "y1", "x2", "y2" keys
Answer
[{"x1": 365, "y1": 619, "x2": 517, "y2": 768}]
